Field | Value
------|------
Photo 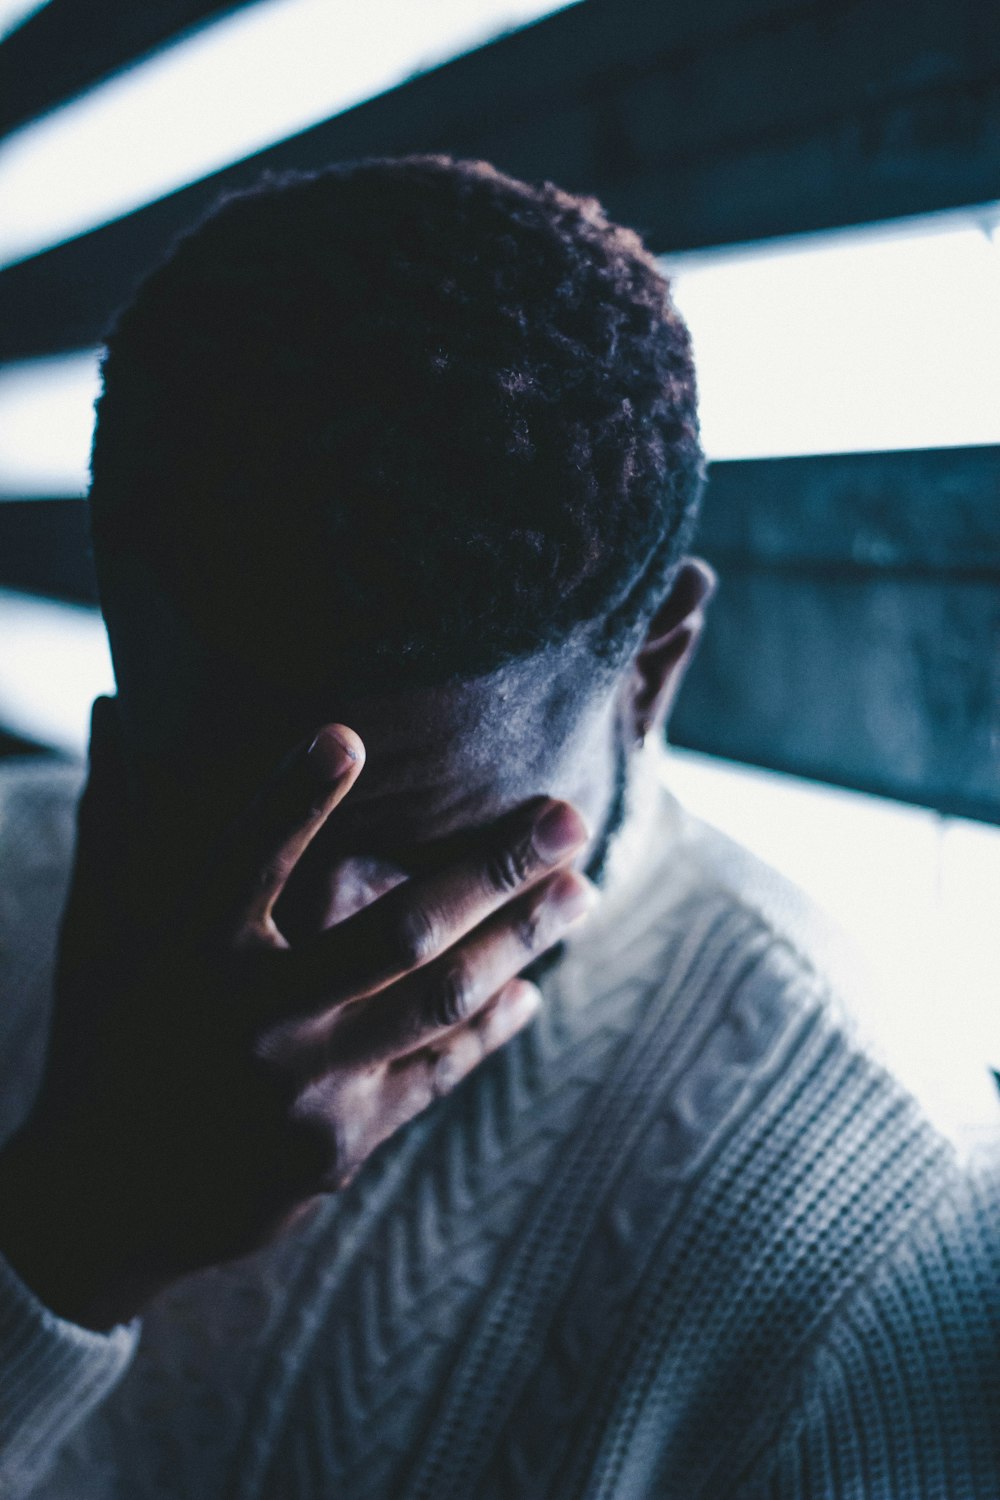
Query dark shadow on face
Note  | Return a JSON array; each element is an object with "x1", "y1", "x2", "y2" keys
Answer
[
  {"x1": 581, "y1": 732, "x2": 630, "y2": 889},
  {"x1": 271, "y1": 670, "x2": 628, "y2": 942},
  {"x1": 122, "y1": 627, "x2": 627, "y2": 942}
]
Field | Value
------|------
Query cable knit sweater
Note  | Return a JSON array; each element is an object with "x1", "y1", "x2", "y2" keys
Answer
[{"x1": 0, "y1": 752, "x2": 998, "y2": 1499}]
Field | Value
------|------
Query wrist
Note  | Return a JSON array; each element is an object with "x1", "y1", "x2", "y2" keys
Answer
[{"x1": 0, "y1": 1125, "x2": 162, "y2": 1331}]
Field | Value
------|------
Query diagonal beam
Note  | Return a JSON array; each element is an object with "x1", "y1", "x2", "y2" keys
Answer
[{"x1": 0, "y1": 0, "x2": 244, "y2": 136}]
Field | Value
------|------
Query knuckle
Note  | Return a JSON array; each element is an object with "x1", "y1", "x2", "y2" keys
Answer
[
  {"x1": 402, "y1": 1071, "x2": 436, "y2": 1118},
  {"x1": 514, "y1": 896, "x2": 549, "y2": 954},
  {"x1": 255, "y1": 858, "x2": 287, "y2": 895},
  {"x1": 483, "y1": 835, "x2": 534, "y2": 897},
  {"x1": 431, "y1": 1049, "x2": 463, "y2": 1098},
  {"x1": 425, "y1": 962, "x2": 473, "y2": 1032},
  {"x1": 388, "y1": 905, "x2": 438, "y2": 971}
]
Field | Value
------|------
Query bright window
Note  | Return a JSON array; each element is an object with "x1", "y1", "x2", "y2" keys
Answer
[
  {"x1": 0, "y1": 588, "x2": 114, "y2": 754},
  {"x1": 664, "y1": 206, "x2": 1000, "y2": 459},
  {"x1": 0, "y1": 0, "x2": 580, "y2": 268},
  {"x1": 0, "y1": 352, "x2": 101, "y2": 497},
  {"x1": 0, "y1": 0, "x2": 48, "y2": 42}
]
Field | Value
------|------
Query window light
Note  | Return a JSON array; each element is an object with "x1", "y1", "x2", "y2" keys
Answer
[
  {"x1": 0, "y1": 351, "x2": 101, "y2": 497},
  {"x1": 0, "y1": 0, "x2": 48, "y2": 42},
  {"x1": 664, "y1": 206, "x2": 1000, "y2": 459},
  {"x1": 0, "y1": 0, "x2": 580, "y2": 268}
]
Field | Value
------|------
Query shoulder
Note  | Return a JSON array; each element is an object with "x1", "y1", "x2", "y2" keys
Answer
[
  {"x1": 631, "y1": 764, "x2": 960, "y2": 1295},
  {"x1": 0, "y1": 757, "x2": 84, "y2": 1141},
  {"x1": 0, "y1": 756, "x2": 84, "y2": 949},
  {"x1": 672, "y1": 792, "x2": 869, "y2": 1017},
  {"x1": 589, "y1": 754, "x2": 870, "y2": 1071},
  {"x1": 562, "y1": 759, "x2": 985, "y2": 1495},
  {"x1": 0, "y1": 755, "x2": 84, "y2": 853},
  {"x1": 733, "y1": 1151, "x2": 1000, "y2": 1498}
]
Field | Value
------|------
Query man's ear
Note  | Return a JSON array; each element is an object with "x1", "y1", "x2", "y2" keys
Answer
[{"x1": 624, "y1": 558, "x2": 716, "y2": 743}]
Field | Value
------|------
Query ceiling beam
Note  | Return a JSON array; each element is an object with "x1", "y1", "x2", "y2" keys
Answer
[
  {"x1": 0, "y1": 0, "x2": 244, "y2": 136},
  {"x1": 1, "y1": 0, "x2": 997, "y2": 361}
]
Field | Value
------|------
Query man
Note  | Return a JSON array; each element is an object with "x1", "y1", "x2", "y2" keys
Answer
[{"x1": 0, "y1": 156, "x2": 997, "y2": 1498}]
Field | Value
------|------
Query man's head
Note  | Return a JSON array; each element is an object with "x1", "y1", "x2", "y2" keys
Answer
[{"x1": 88, "y1": 155, "x2": 709, "y2": 911}]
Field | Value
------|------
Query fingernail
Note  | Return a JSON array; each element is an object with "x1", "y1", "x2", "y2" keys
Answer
[
  {"x1": 307, "y1": 728, "x2": 360, "y2": 780},
  {"x1": 545, "y1": 871, "x2": 597, "y2": 927},
  {"x1": 533, "y1": 802, "x2": 589, "y2": 863},
  {"x1": 503, "y1": 980, "x2": 542, "y2": 1023}
]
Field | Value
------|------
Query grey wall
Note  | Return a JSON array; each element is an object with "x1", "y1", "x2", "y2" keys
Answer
[{"x1": 677, "y1": 450, "x2": 1000, "y2": 822}]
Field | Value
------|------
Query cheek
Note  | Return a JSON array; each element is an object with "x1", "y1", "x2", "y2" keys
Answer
[
  {"x1": 544, "y1": 703, "x2": 623, "y2": 847},
  {"x1": 274, "y1": 855, "x2": 410, "y2": 941}
]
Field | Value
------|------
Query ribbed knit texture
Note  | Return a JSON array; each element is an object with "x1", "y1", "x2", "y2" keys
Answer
[
  {"x1": 0, "y1": 1255, "x2": 137, "y2": 1494},
  {"x1": 1, "y1": 754, "x2": 997, "y2": 1498}
]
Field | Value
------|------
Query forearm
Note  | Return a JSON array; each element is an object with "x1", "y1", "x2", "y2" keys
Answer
[
  {"x1": 0, "y1": 1139, "x2": 139, "y2": 1494},
  {"x1": 0, "y1": 1127, "x2": 159, "y2": 1334}
]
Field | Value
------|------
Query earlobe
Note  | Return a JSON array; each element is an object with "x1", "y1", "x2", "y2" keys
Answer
[{"x1": 629, "y1": 558, "x2": 716, "y2": 743}]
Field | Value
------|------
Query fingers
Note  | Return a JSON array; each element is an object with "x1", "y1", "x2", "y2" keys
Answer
[
  {"x1": 75, "y1": 696, "x2": 129, "y2": 869},
  {"x1": 307, "y1": 979, "x2": 542, "y2": 1189},
  {"x1": 206, "y1": 726, "x2": 365, "y2": 943},
  {"x1": 284, "y1": 796, "x2": 589, "y2": 1009},
  {"x1": 388, "y1": 977, "x2": 542, "y2": 1105},
  {"x1": 294, "y1": 869, "x2": 594, "y2": 1076}
]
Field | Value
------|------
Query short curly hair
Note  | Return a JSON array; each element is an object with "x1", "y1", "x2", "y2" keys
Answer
[{"x1": 90, "y1": 155, "x2": 704, "y2": 697}]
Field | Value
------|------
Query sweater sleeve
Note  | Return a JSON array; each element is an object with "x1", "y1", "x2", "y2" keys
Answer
[
  {"x1": 736, "y1": 1157, "x2": 1000, "y2": 1500},
  {"x1": 0, "y1": 1251, "x2": 138, "y2": 1496}
]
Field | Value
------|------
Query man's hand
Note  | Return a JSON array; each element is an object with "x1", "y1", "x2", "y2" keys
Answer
[{"x1": 0, "y1": 700, "x2": 593, "y2": 1330}]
